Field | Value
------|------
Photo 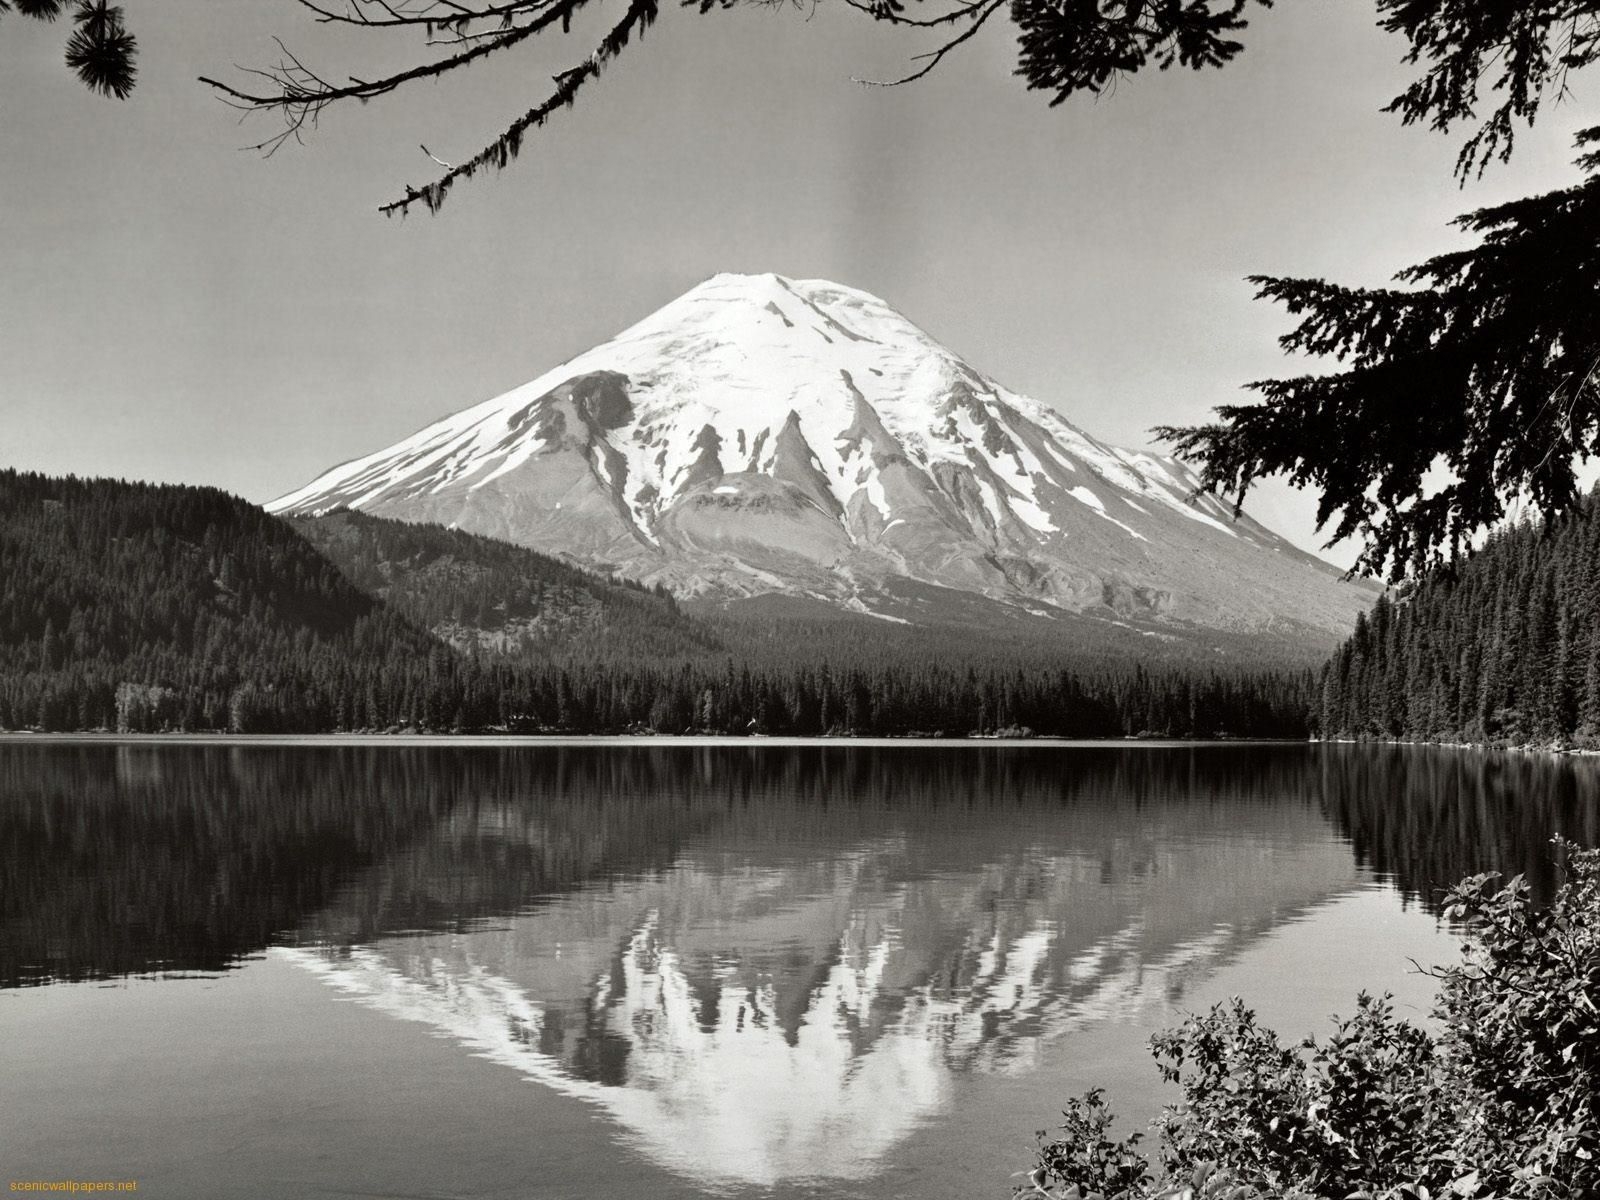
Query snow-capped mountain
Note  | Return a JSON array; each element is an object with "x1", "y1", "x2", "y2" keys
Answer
[{"x1": 269, "y1": 273, "x2": 1370, "y2": 638}]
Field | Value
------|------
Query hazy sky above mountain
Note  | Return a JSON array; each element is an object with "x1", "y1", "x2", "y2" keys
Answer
[{"x1": 1, "y1": 3, "x2": 1592, "y2": 568}]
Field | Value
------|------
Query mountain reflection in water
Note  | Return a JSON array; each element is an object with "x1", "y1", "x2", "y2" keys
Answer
[{"x1": 3, "y1": 742, "x2": 1597, "y2": 1188}]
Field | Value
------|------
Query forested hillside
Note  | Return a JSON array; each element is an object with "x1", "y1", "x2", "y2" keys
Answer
[
  {"x1": 291, "y1": 510, "x2": 720, "y2": 661},
  {"x1": 1320, "y1": 491, "x2": 1600, "y2": 747},
  {"x1": 699, "y1": 592, "x2": 1338, "y2": 674},
  {"x1": 0, "y1": 470, "x2": 1315, "y2": 737},
  {"x1": 0, "y1": 470, "x2": 466, "y2": 732}
]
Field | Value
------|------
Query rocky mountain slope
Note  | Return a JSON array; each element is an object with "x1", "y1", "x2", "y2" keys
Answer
[{"x1": 270, "y1": 273, "x2": 1372, "y2": 643}]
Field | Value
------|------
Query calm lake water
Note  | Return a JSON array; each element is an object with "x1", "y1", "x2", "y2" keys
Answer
[{"x1": 4, "y1": 741, "x2": 1599, "y2": 1199}]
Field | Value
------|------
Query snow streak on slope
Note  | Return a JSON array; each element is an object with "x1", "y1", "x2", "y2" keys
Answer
[
  {"x1": 270, "y1": 273, "x2": 1371, "y2": 638},
  {"x1": 276, "y1": 920, "x2": 1237, "y2": 1186},
  {"x1": 273, "y1": 831, "x2": 1363, "y2": 1186}
]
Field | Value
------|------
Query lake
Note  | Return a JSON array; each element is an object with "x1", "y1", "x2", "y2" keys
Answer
[{"x1": 4, "y1": 741, "x2": 1598, "y2": 1199}]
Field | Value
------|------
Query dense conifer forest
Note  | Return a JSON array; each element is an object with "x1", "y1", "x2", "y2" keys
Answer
[
  {"x1": 292, "y1": 509, "x2": 720, "y2": 661},
  {"x1": 1320, "y1": 490, "x2": 1600, "y2": 748},
  {"x1": 0, "y1": 470, "x2": 1314, "y2": 737}
]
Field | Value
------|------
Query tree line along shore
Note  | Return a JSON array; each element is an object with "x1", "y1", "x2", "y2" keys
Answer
[{"x1": 5, "y1": 468, "x2": 1599, "y2": 747}]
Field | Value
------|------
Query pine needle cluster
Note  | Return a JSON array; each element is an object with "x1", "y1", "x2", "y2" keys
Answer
[{"x1": 3, "y1": 0, "x2": 136, "y2": 98}]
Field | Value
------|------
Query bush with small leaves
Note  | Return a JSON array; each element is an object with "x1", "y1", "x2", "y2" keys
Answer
[
  {"x1": 1025, "y1": 1089, "x2": 1151, "y2": 1200},
  {"x1": 1022, "y1": 844, "x2": 1600, "y2": 1200}
]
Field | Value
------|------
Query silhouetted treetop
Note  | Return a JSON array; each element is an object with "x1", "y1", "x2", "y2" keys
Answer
[{"x1": 1159, "y1": 127, "x2": 1600, "y2": 581}]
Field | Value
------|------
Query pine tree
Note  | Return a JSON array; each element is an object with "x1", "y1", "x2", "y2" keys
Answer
[
  {"x1": 1162, "y1": 127, "x2": 1600, "y2": 581},
  {"x1": 1320, "y1": 488, "x2": 1600, "y2": 747}
]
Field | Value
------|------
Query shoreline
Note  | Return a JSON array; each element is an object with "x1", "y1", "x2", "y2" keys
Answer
[
  {"x1": 7, "y1": 732, "x2": 1594, "y2": 756},
  {"x1": 0, "y1": 732, "x2": 1310, "y2": 749},
  {"x1": 1316, "y1": 736, "x2": 1600, "y2": 759}
]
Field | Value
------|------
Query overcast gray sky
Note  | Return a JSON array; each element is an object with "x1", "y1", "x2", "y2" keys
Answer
[{"x1": 1, "y1": 1, "x2": 1593, "y2": 567}]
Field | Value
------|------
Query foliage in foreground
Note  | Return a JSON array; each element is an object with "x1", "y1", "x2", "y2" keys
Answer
[
  {"x1": 1024, "y1": 846, "x2": 1600, "y2": 1200},
  {"x1": 191, "y1": 0, "x2": 1600, "y2": 216}
]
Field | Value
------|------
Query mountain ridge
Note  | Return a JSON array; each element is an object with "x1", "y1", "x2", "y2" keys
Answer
[{"x1": 269, "y1": 273, "x2": 1373, "y2": 644}]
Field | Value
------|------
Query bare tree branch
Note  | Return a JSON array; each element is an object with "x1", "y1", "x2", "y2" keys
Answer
[{"x1": 851, "y1": 0, "x2": 1005, "y2": 86}]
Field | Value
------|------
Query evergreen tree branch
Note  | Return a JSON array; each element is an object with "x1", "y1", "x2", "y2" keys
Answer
[
  {"x1": 3, "y1": 0, "x2": 137, "y2": 97},
  {"x1": 191, "y1": 0, "x2": 1600, "y2": 209},
  {"x1": 1378, "y1": 0, "x2": 1600, "y2": 179},
  {"x1": 377, "y1": 0, "x2": 661, "y2": 215},
  {"x1": 1159, "y1": 126, "x2": 1600, "y2": 582}
]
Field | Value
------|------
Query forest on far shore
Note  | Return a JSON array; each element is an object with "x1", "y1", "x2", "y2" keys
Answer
[
  {"x1": 0, "y1": 470, "x2": 1314, "y2": 739},
  {"x1": 9, "y1": 469, "x2": 1600, "y2": 748},
  {"x1": 1319, "y1": 490, "x2": 1600, "y2": 750}
]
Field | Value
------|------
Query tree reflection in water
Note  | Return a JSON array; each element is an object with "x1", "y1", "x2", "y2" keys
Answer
[
  {"x1": 4, "y1": 742, "x2": 1596, "y2": 992},
  {"x1": 5, "y1": 741, "x2": 1595, "y2": 1185}
]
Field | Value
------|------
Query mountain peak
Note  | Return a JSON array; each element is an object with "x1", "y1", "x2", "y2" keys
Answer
[
  {"x1": 686, "y1": 271, "x2": 878, "y2": 301},
  {"x1": 269, "y1": 276, "x2": 1372, "y2": 644},
  {"x1": 676, "y1": 271, "x2": 794, "y2": 303},
  {"x1": 630, "y1": 272, "x2": 912, "y2": 348},
  {"x1": 697, "y1": 269, "x2": 795, "y2": 289}
]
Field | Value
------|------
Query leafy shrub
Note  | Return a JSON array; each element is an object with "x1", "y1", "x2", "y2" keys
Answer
[{"x1": 1022, "y1": 844, "x2": 1600, "y2": 1200}]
